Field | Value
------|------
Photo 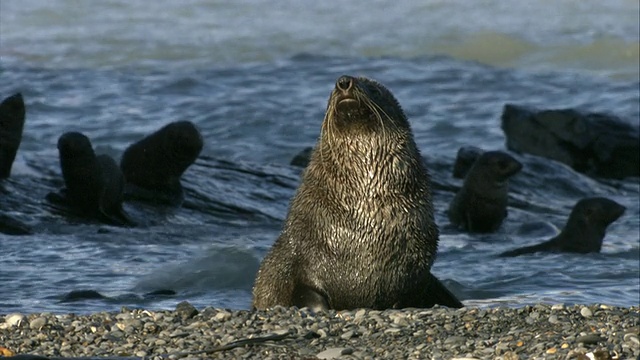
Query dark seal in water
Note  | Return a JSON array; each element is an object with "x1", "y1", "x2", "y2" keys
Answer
[
  {"x1": 120, "y1": 121, "x2": 203, "y2": 206},
  {"x1": 48, "y1": 132, "x2": 134, "y2": 227},
  {"x1": 253, "y1": 75, "x2": 462, "y2": 310},
  {"x1": 0, "y1": 93, "x2": 26, "y2": 179},
  {"x1": 499, "y1": 197, "x2": 625, "y2": 256},
  {"x1": 448, "y1": 150, "x2": 522, "y2": 233}
]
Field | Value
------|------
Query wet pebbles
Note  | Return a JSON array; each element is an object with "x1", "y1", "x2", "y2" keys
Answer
[{"x1": 1, "y1": 303, "x2": 638, "y2": 359}]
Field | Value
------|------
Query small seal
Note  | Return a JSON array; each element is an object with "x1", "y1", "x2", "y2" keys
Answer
[
  {"x1": 120, "y1": 121, "x2": 203, "y2": 206},
  {"x1": 48, "y1": 131, "x2": 134, "y2": 226},
  {"x1": 252, "y1": 75, "x2": 462, "y2": 310},
  {"x1": 499, "y1": 197, "x2": 626, "y2": 256},
  {"x1": 0, "y1": 93, "x2": 26, "y2": 179},
  {"x1": 448, "y1": 150, "x2": 522, "y2": 233}
]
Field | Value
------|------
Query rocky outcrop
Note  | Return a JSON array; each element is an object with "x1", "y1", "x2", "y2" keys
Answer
[{"x1": 501, "y1": 104, "x2": 639, "y2": 179}]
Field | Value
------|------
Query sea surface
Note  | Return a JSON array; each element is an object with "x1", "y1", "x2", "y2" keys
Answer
[{"x1": 0, "y1": 0, "x2": 638, "y2": 314}]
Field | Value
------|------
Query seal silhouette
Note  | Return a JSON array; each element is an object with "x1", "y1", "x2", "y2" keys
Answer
[
  {"x1": 499, "y1": 197, "x2": 625, "y2": 256},
  {"x1": 48, "y1": 132, "x2": 134, "y2": 226},
  {"x1": 0, "y1": 93, "x2": 26, "y2": 179},
  {"x1": 120, "y1": 121, "x2": 203, "y2": 206},
  {"x1": 448, "y1": 150, "x2": 522, "y2": 233},
  {"x1": 253, "y1": 75, "x2": 462, "y2": 310}
]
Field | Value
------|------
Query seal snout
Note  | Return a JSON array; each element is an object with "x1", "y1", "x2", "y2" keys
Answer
[
  {"x1": 335, "y1": 75, "x2": 357, "y2": 105},
  {"x1": 336, "y1": 75, "x2": 354, "y2": 92}
]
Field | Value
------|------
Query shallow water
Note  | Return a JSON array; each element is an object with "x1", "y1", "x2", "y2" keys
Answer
[{"x1": 0, "y1": 0, "x2": 638, "y2": 314}]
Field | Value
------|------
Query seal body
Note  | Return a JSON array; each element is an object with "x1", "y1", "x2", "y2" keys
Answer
[
  {"x1": 499, "y1": 197, "x2": 625, "y2": 256},
  {"x1": 120, "y1": 121, "x2": 203, "y2": 205},
  {"x1": 253, "y1": 75, "x2": 462, "y2": 310},
  {"x1": 448, "y1": 150, "x2": 522, "y2": 233},
  {"x1": 51, "y1": 131, "x2": 133, "y2": 226},
  {"x1": 0, "y1": 93, "x2": 26, "y2": 179}
]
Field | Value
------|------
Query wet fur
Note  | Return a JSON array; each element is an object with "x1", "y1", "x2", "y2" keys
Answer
[{"x1": 253, "y1": 76, "x2": 461, "y2": 310}]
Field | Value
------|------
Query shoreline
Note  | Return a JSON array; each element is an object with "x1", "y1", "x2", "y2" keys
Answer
[{"x1": 1, "y1": 303, "x2": 638, "y2": 359}]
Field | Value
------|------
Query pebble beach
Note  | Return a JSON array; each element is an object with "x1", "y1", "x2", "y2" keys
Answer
[{"x1": 1, "y1": 303, "x2": 638, "y2": 360}]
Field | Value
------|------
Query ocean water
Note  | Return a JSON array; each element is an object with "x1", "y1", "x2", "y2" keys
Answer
[{"x1": 0, "y1": 0, "x2": 638, "y2": 314}]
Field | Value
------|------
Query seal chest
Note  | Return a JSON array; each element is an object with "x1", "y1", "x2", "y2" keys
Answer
[{"x1": 253, "y1": 75, "x2": 462, "y2": 310}]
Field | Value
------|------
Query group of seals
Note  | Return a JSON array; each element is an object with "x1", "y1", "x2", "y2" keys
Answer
[
  {"x1": 253, "y1": 75, "x2": 629, "y2": 311},
  {"x1": 47, "y1": 121, "x2": 203, "y2": 226},
  {"x1": 447, "y1": 144, "x2": 626, "y2": 254},
  {"x1": 2, "y1": 74, "x2": 630, "y2": 311},
  {"x1": 253, "y1": 75, "x2": 462, "y2": 310}
]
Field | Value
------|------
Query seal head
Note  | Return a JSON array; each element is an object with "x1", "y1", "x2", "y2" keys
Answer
[{"x1": 120, "y1": 121, "x2": 203, "y2": 205}]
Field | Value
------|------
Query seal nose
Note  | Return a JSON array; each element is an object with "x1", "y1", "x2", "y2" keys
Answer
[{"x1": 336, "y1": 76, "x2": 354, "y2": 92}]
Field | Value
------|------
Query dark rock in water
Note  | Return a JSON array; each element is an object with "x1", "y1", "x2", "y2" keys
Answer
[
  {"x1": 175, "y1": 300, "x2": 198, "y2": 320},
  {"x1": 144, "y1": 289, "x2": 177, "y2": 297},
  {"x1": 501, "y1": 104, "x2": 640, "y2": 179},
  {"x1": 120, "y1": 121, "x2": 203, "y2": 206},
  {"x1": 0, "y1": 213, "x2": 32, "y2": 235},
  {"x1": 499, "y1": 197, "x2": 626, "y2": 257},
  {"x1": 452, "y1": 145, "x2": 484, "y2": 179},
  {"x1": 290, "y1": 146, "x2": 313, "y2": 167},
  {"x1": 448, "y1": 150, "x2": 523, "y2": 233},
  {"x1": 60, "y1": 289, "x2": 108, "y2": 303},
  {"x1": 0, "y1": 93, "x2": 26, "y2": 179},
  {"x1": 48, "y1": 132, "x2": 135, "y2": 227}
]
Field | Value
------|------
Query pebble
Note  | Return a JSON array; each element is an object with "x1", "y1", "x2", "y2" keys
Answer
[
  {"x1": 624, "y1": 332, "x2": 639, "y2": 345},
  {"x1": 4, "y1": 313, "x2": 26, "y2": 327},
  {"x1": 580, "y1": 307, "x2": 593, "y2": 318},
  {"x1": 576, "y1": 334, "x2": 603, "y2": 345},
  {"x1": 316, "y1": 347, "x2": 353, "y2": 359},
  {"x1": 29, "y1": 317, "x2": 47, "y2": 330},
  {"x1": 175, "y1": 301, "x2": 199, "y2": 320},
  {"x1": 0, "y1": 304, "x2": 636, "y2": 359}
]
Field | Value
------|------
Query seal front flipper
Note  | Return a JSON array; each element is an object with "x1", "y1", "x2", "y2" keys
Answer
[
  {"x1": 0, "y1": 93, "x2": 26, "y2": 179},
  {"x1": 292, "y1": 283, "x2": 330, "y2": 312},
  {"x1": 423, "y1": 273, "x2": 463, "y2": 308}
]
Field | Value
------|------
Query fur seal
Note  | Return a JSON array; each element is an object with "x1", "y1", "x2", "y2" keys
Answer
[
  {"x1": 0, "y1": 93, "x2": 26, "y2": 179},
  {"x1": 120, "y1": 121, "x2": 203, "y2": 206},
  {"x1": 48, "y1": 131, "x2": 134, "y2": 226},
  {"x1": 252, "y1": 75, "x2": 462, "y2": 310},
  {"x1": 448, "y1": 150, "x2": 522, "y2": 233},
  {"x1": 499, "y1": 197, "x2": 625, "y2": 256}
]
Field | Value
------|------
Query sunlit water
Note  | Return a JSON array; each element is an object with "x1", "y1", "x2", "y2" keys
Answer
[{"x1": 0, "y1": 0, "x2": 638, "y2": 314}]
